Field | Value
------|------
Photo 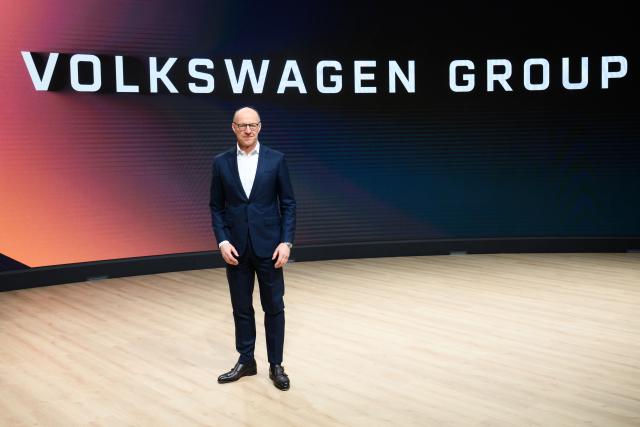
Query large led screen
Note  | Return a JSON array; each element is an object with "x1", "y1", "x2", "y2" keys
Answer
[{"x1": 1, "y1": 2, "x2": 638, "y2": 272}]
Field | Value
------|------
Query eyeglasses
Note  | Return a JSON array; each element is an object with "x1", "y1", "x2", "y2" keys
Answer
[{"x1": 234, "y1": 122, "x2": 261, "y2": 131}]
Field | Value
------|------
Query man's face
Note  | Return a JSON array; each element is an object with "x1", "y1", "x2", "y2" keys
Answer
[{"x1": 232, "y1": 108, "x2": 261, "y2": 150}]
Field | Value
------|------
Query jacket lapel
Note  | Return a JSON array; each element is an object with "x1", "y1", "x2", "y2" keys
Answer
[
  {"x1": 227, "y1": 148, "x2": 249, "y2": 201},
  {"x1": 248, "y1": 145, "x2": 268, "y2": 201}
]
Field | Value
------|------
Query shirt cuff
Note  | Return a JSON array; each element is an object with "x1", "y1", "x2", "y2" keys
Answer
[{"x1": 218, "y1": 240, "x2": 230, "y2": 248}]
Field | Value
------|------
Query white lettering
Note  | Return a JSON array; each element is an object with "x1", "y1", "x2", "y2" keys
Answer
[
  {"x1": 277, "y1": 60, "x2": 307, "y2": 94},
  {"x1": 224, "y1": 59, "x2": 269, "y2": 94},
  {"x1": 317, "y1": 60, "x2": 342, "y2": 94},
  {"x1": 449, "y1": 60, "x2": 475, "y2": 92},
  {"x1": 523, "y1": 58, "x2": 549, "y2": 91},
  {"x1": 149, "y1": 57, "x2": 178, "y2": 93},
  {"x1": 188, "y1": 58, "x2": 214, "y2": 93},
  {"x1": 602, "y1": 56, "x2": 627, "y2": 89},
  {"x1": 354, "y1": 60, "x2": 376, "y2": 93},
  {"x1": 562, "y1": 57, "x2": 589, "y2": 90},
  {"x1": 389, "y1": 60, "x2": 415, "y2": 93},
  {"x1": 115, "y1": 56, "x2": 139, "y2": 93},
  {"x1": 70, "y1": 54, "x2": 101, "y2": 92},
  {"x1": 487, "y1": 59, "x2": 513, "y2": 92},
  {"x1": 21, "y1": 51, "x2": 59, "y2": 91}
]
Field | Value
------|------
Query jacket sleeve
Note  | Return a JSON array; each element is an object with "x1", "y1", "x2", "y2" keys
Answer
[
  {"x1": 209, "y1": 158, "x2": 229, "y2": 245},
  {"x1": 277, "y1": 154, "x2": 296, "y2": 244}
]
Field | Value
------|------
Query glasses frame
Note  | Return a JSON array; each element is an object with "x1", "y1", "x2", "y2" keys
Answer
[{"x1": 233, "y1": 122, "x2": 261, "y2": 131}]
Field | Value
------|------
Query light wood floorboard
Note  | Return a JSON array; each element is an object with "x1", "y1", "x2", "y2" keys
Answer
[{"x1": 1, "y1": 253, "x2": 639, "y2": 426}]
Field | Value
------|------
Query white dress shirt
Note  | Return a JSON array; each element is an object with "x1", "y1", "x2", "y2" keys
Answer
[{"x1": 237, "y1": 141, "x2": 260, "y2": 198}]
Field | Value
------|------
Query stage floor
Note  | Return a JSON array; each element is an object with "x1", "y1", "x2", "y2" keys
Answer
[{"x1": 1, "y1": 253, "x2": 639, "y2": 426}]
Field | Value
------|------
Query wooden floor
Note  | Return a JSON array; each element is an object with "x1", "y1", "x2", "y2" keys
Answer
[{"x1": 1, "y1": 253, "x2": 639, "y2": 426}]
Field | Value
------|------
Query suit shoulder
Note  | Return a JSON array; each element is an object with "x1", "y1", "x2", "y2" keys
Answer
[{"x1": 213, "y1": 149, "x2": 232, "y2": 164}]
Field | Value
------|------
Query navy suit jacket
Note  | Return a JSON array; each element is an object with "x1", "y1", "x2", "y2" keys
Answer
[{"x1": 209, "y1": 144, "x2": 296, "y2": 259}]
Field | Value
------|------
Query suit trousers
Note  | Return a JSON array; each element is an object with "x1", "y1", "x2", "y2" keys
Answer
[{"x1": 225, "y1": 234, "x2": 285, "y2": 365}]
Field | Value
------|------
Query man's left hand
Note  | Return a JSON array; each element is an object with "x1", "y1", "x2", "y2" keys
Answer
[{"x1": 272, "y1": 243, "x2": 291, "y2": 269}]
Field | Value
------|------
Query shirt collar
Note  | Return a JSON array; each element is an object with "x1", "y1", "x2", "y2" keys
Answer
[{"x1": 237, "y1": 141, "x2": 260, "y2": 156}]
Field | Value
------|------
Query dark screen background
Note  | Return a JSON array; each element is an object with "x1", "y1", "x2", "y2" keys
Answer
[{"x1": 1, "y1": 2, "x2": 638, "y2": 271}]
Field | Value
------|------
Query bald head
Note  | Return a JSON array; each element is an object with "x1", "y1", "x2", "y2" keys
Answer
[
  {"x1": 232, "y1": 106, "x2": 261, "y2": 123},
  {"x1": 232, "y1": 106, "x2": 262, "y2": 152}
]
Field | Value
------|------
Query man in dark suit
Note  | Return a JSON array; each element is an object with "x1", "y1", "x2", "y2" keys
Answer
[{"x1": 209, "y1": 107, "x2": 296, "y2": 391}]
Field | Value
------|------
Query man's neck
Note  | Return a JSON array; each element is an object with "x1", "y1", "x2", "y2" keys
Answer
[{"x1": 238, "y1": 141, "x2": 258, "y2": 155}]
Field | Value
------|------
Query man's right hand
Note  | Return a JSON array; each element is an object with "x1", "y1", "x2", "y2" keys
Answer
[{"x1": 220, "y1": 242, "x2": 239, "y2": 265}]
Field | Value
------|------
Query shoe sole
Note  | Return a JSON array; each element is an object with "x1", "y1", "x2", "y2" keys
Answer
[{"x1": 217, "y1": 367, "x2": 257, "y2": 384}]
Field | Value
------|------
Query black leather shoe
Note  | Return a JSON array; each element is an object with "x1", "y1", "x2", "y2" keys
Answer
[
  {"x1": 218, "y1": 359, "x2": 257, "y2": 384},
  {"x1": 269, "y1": 364, "x2": 290, "y2": 390}
]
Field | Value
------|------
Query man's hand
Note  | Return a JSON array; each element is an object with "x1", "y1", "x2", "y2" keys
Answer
[
  {"x1": 272, "y1": 243, "x2": 291, "y2": 269},
  {"x1": 220, "y1": 242, "x2": 239, "y2": 265}
]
